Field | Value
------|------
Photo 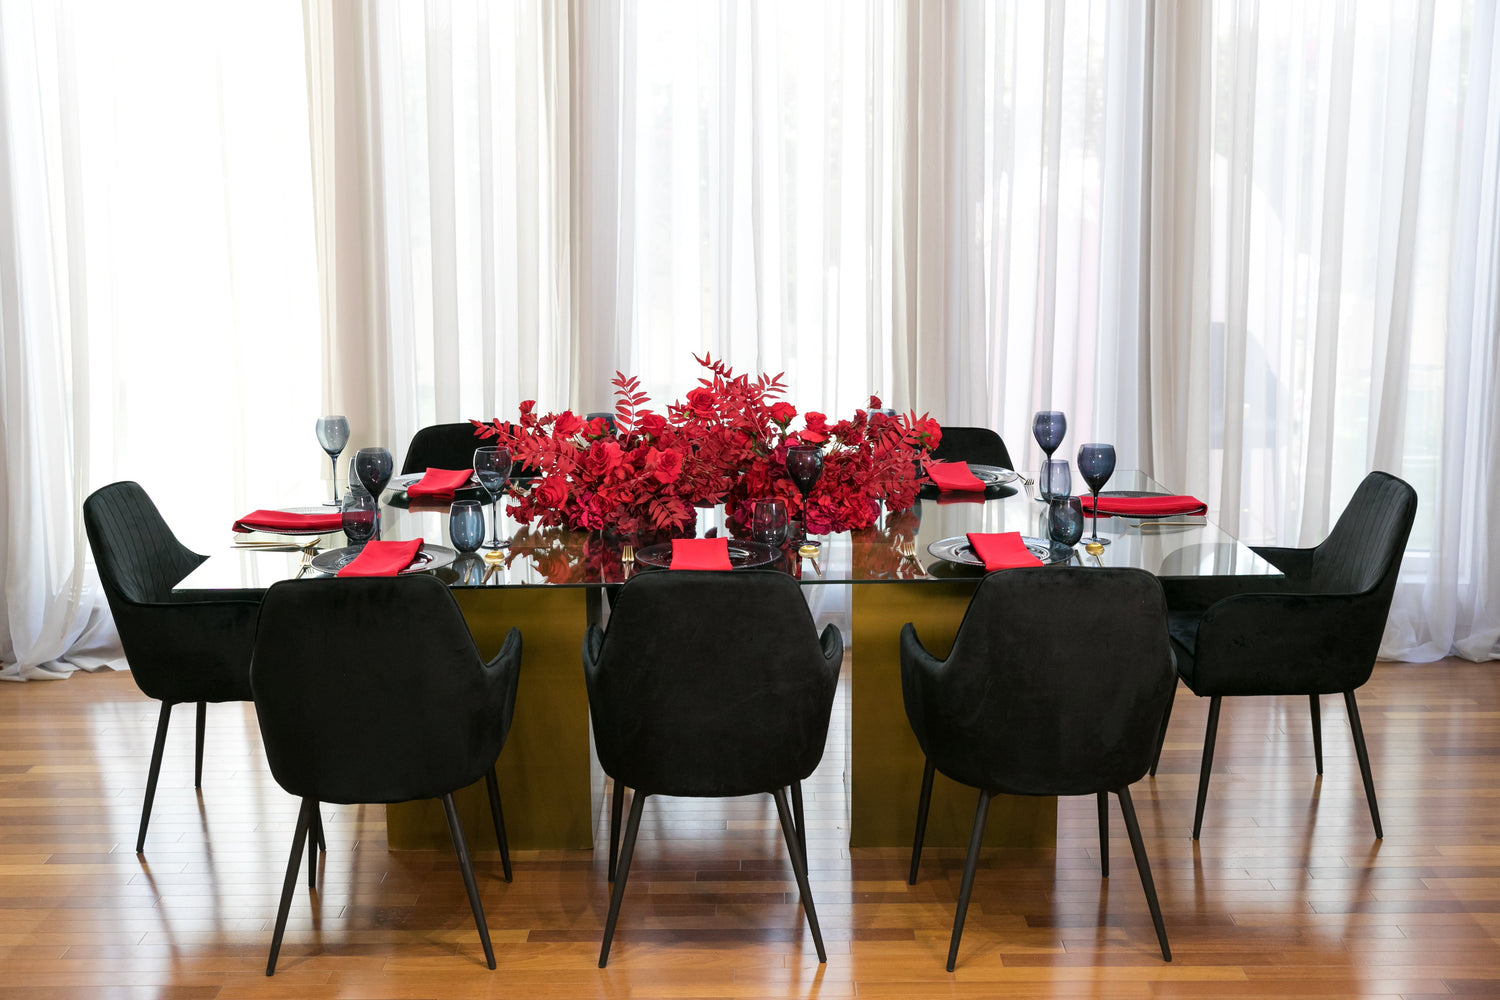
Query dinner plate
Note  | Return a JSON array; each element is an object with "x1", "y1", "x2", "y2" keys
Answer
[
  {"x1": 386, "y1": 472, "x2": 491, "y2": 507},
  {"x1": 918, "y1": 464, "x2": 1021, "y2": 502},
  {"x1": 237, "y1": 506, "x2": 345, "y2": 536},
  {"x1": 1088, "y1": 490, "x2": 1196, "y2": 519},
  {"x1": 309, "y1": 543, "x2": 457, "y2": 576},
  {"x1": 926, "y1": 535, "x2": 1071, "y2": 567},
  {"x1": 633, "y1": 540, "x2": 782, "y2": 570}
]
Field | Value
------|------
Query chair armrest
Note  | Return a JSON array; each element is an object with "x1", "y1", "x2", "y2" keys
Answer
[
  {"x1": 480, "y1": 627, "x2": 523, "y2": 747},
  {"x1": 819, "y1": 624, "x2": 844, "y2": 666},
  {"x1": 1193, "y1": 590, "x2": 1386, "y2": 695},
  {"x1": 1250, "y1": 544, "x2": 1315, "y2": 585},
  {"x1": 169, "y1": 589, "x2": 265, "y2": 606},
  {"x1": 899, "y1": 623, "x2": 944, "y2": 754},
  {"x1": 1158, "y1": 574, "x2": 1287, "y2": 615},
  {"x1": 582, "y1": 624, "x2": 606, "y2": 689}
]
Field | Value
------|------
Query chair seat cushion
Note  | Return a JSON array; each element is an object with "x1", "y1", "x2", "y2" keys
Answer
[{"x1": 1166, "y1": 610, "x2": 1202, "y2": 686}]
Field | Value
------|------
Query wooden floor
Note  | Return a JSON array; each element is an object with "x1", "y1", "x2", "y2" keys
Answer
[{"x1": 2, "y1": 662, "x2": 1499, "y2": 999}]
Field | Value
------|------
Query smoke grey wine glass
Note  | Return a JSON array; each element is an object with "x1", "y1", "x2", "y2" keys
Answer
[
  {"x1": 1077, "y1": 442, "x2": 1117, "y2": 545},
  {"x1": 1049, "y1": 496, "x2": 1085, "y2": 549},
  {"x1": 473, "y1": 446, "x2": 513, "y2": 549},
  {"x1": 448, "y1": 500, "x2": 485, "y2": 554},
  {"x1": 1039, "y1": 459, "x2": 1071, "y2": 501},
  {"x1": 315, "y1": 415, "x2": 350, "y2": 505}
]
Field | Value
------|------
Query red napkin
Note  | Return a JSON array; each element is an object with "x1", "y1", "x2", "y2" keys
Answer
[
  {"x1": 337, "y1": 539, "x2": 423, "y2": 577},
  {"x1": 669, "y1": 537, "x2": 732, "y2": 571},
  {"x1": 232, "y1": 510, "x2": 344, "y2": 534},
  {"x1": 926, "y1": 461, "x2": 986, "y2": 492},
  {"x1": 405, "y1": 468, "x2": 473, "y2": 500},
  {"x1": 966, "y1": 532, "x2": 1044, "y2": 571},
  {"x1": 1080, "y1": 494, "x2": 1207, "y2": 517}
]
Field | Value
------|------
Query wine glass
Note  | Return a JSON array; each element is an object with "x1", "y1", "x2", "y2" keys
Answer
[
  {"x1": 315, "y1": 415, "x2": 350, "y2": 505},
  {"x1": 1039, "y1": 459, "x2": 1071, "y2": 501},
  {"x1": 1077, "y1": 442, "x2": 1117, "y2": 545},
  {"x1": 751, "y1": 498, "x2": 790, "y2": 548},
  {"x1": 1050, "y1": 496, "x2": 1085, "y2": 551},
  {"x1": 341, "y1": 485, "x2": 376, "y2": 547},
  {"x1": 785, "y1": 446, "x2": 824, "y2": 553},
  {"x1": 351, "y1": 447, "x2": 393, "y2": 540},
  {"x1": 449, "y1": 500, "x2": 484, "y2": 554},
  {"x1": 1032, "y1": 411, "x2": 1067, "y2": 502},
  {"x1": 473, "y1": 446, "x2": 513, "y2": 550}
]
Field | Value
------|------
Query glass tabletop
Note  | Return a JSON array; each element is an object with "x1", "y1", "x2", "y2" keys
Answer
[{"x1": 175, "y1": 470, "x2": 1278, "y2": 591}]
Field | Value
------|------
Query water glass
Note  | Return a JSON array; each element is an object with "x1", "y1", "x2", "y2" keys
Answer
[
  {"x1": 1039, "y1": 459, "x2": 1071, "y2": 501},
  {"x1": 751, "y1": 498, "x2": 790, "y2": 547},
  {"x1": 449, "y1": 500, "x2": 485, "y2": 554},
  {"x1": 341, "y1": 486, "x2": 376, "y2": 546},
  {"x1": 1049, "y1": 496, "x2": 1085, "y2": 548}
]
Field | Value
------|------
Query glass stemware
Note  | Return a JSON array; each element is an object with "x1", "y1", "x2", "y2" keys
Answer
[
  {"x1": 751, "y1": 498, "x2": 790, "y2": 548},
  {"x1": 785, "y1": 446, "x2": 824, "y2": 553},
  {"x1": 1077, "y1": 442, "x2": 1117, "y2": 545},
  {"x1": 449, "y1": 500, "x2": 485, "y2": 554},
  {"x1": 1031, "y1": 411, "x2": 1067, "y2": 504},
  {"x1": 1049, "y1": 496, "x2": 1085, "y2": 550},
  {"x1": 352, "y1": 447, "x2": 393, "y2": 540},
  {"x1": 315, "y1": 415, "x2": 350, "y2": 506},
  {"x1": 340, "y1": 484, "x2": 376, "y2": 547},
  {"x1": 1039, "y1": 459, "x2": 1071, "y2": 501},
  {"x1": 473, "y1": 446, "x2": 513, "y2": 550}
]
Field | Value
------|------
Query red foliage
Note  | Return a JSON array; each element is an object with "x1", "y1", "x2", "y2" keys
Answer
[{"x1": 473, "y1": 355, "x2": 941, "y2": 535}]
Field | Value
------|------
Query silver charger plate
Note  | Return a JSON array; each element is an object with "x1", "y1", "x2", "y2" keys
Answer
[
  {"x1": 391, "y1": 472, "x2": 483, "y2": 491},
  {"x1": 236, "y1": 506, "x2": 344, "y2": 536},
  {"x1": 634, "y1": 540, "x2": 782, "y2": 570},
  {"x1": 927, "y1": 535, "x2": 1066, "y2": 567},
  {"x1": 309, "y1": 543, "x2": 458, "y2": 576},
  {"x1": 918, "y1": 463, "x2": 1022, "y2": 501}
]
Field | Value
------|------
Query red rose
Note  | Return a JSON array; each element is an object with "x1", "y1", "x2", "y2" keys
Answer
[
  {"x1": 636, "y1": 412, "x2": 667, "y2": 438},
  {"x1": 801, "y1": 412, "x2": 829, "y2": 443},
  {"x1": 647, "y1": 447, "x2": 683, "y2": 484},
  {"x1": 769, "y1": 401, "x2": 797, "y2": 426},
  {"x1": 686, "y1": 387, "x2": 718, "y2": 419},
  {"x1": 553, "y1": 411, "x2": 584, "y2": 437},
  {"x1": 534, "y1": 476, "x2": 568, "y2": 510}
]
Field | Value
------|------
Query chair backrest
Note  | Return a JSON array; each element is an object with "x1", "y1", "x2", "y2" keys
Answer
[
  {"x1": 250, "y1": 575, "x2": 519, "y2": 804},
  {"x1": 1310, "y1": 471, "x2": 1418, "y2": 597},
  {"x1": 586, "y1": 570, "x2": 840, "y2": 798},
  {"x1": 83, "y1": 481, "x2": 205, "y2": 606},
  {"x1": 904, "y1": 567, "x2": 1174, "y2": 797},
  {"x1": 929, "y1": 426, "x2": 1014, "y2": 470},
  {"x1": 400, "y1": 422, "x2": 491, "y2": 475}
]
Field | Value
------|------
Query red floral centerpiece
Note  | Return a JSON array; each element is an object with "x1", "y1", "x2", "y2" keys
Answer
[{"x1": 472, "y1": 355, "x2": 940, "y2": 537}]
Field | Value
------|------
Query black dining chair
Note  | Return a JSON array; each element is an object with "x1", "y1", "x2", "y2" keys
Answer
[
  {"x1": 83, "y1": 481, "x2": 268, "y2": 854},
  {"x1": 582, "y1": 569, "x2": 842, "y2": 967},
  {"x1": 250, "y1": 575, "x2": 521, "y2": 974},
  {"x1": 904, "y1": 567, "x2": 1175, "y2": 969},
  {"x1": 929, "y1": 426, "x2": 1014, "y2": 470},
  {"x1": 1152, "y1": 471, "x2": 1417, "y2": 841},
  {"x1": 400, "y1": 422, "x2": 492, "y2": 475}
]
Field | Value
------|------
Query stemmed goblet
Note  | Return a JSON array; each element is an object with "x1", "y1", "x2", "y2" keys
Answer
[
  {"x1": 315, "y1": 416, "x2": 350, "y2": 505},
  {"x1": 785, "y1": 446, "x2": 824, "y2": 554},
  {"x1": 473, "y1": 446, "x2": 513, "y2": 550},
  {"x1": 352, "y1": 447, "x2": 393, "y2": 539},
  {"x1": 1077, "y1": 443, "x2": 1117, "y2": 546},
  {"x1": 1032, "y1": 411, "x2": 1067, "y2": 501}
]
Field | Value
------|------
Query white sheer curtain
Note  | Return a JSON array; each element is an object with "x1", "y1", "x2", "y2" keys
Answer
[
  {"x1": 0, "y1": 0, "x2": 321, "y2": 677},
  {"x1": 1152, "y1": 0, "x2": 1500, "y2": 660}
]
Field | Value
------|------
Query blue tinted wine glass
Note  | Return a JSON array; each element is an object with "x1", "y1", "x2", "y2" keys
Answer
[
  {"x1": 1077, "y1": 443, "x2": 1117, "y2": 545},
  {"x1": 316, "y1": 415, "x2": 350, "y2": 506},
  {"x1": 1050, "y1": 496, "x2": 1085, "y2": 550},
  {"x1": 1040, "y1": 459, "x2": 1071, "y2": 501},
  {"x1": 341, "y1": 484, "x2": 376, "y2": 546}
]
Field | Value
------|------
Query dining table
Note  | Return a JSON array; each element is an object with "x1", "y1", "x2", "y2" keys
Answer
[{"x1": 179, "y1": 469, "x2": 1279, "y2": 853}]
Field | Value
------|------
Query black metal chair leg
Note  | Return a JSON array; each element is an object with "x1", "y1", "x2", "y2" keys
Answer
[
  {"x1": 1344, "y1": 691, "x2": 1383, "y2": 838},
  {"x1": 608, "y1": 778, "x2": 624, "y2": 882},
  {"x1": 790, "y1": 780, "x2": 808, "y2": 861},
  {"x1": 1097, "y1": 792, "x2": 1109, "y2": 877},
  {"x1": 305, "y1": 802, "x2": 321, "y2": 888},
  {"x1": 1310, "y1": 694, "x2": 1324, "y2": 775},
  {"x1": 600, "y1": 790, "x2": 647, "y2": 968},
  {"x1": 946, "y1": 789, "x2": 992, "y2": 972},
  {"x1": 773, "y1": 787, "x2": 826, "y2": 963},
  {"x1": 266, "y1": 798, "x2": 313, "y2": 976},
  {"x1": 442, "y1": 792, "x2": 495, "y2": 970},
  {"x1": 194, "y1": 701, "x2": 206, "y2": 789},
  {"x1": 1117, "y1": 785, "x2": 1171, "y2": 961},
  {"x1": 1150, "y1": 687, "x2": 1174, "y2": 777},
  {"x1": 137, "y1": 702, "x2": 173, "y2": 853},
  {"x1": 909, "y1": 756, "x2": 936, "y2": 885},
  {"x1": 311, "y1": 806, "x2": 326, "y2": 852},
  {"x1": 1192, "y1": 696, "x2": 1223, "y2": 840},
  {"x1": 484, "y1": 767, "x2": 513, "y2": 883}
]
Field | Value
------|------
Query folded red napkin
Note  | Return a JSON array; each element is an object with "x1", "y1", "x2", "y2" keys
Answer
[
  {"x1": 337, "y1": 539, "x2": 423, "y2": 577},
  {"x1": 669, "y1": 537, "x2": 732, "y2": 571},
  {"x1": 405, "y1": 468, "x2": 473, "y2": 500},
  {"x1": 926, "y1": 461, "x2": 986, "y2": 492},
  {"x1": 1080, "y1": 494, "x2": 1207, "y2": 517},
  {"x1": 232, "y1": 510, "x2": 345, "y2": 534},
  {"x1": 966, "y1": 531, "x2": 1044, "y2": 571}
]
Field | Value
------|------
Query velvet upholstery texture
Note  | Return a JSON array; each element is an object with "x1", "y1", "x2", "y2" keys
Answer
[
  {"x1": 400, "y1": 422, "x2": 491, "y2": 475},
  {"x1": 583, "y1": 570, "x2": 842, "y2": 798},
  {"x1": 928, "y1": 426, "x2": 1014, "y2": 470},
  {"x1": 84, "y1": 482, "x2": 261, "y2": 706},
  {"x1": 249, "y1": 575, "x2": 520, "y2": 805},
  {"x1": 901, "y1": 567, "x2": 1175, "y2": 797}
]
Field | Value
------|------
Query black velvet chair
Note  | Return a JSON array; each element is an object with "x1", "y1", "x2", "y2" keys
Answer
[
  {"x1": 1152, "y1": 471, "x2": 1417, "y2": 841},
  {"x1": 582, "y1": 570, "x2": 842, "y2": 967},
  {"x1": 400, "y1": 422, "x2": 491, "y2": 475},
  {"x1": 929, "y1": 425, "x2": 1014, "y2": 470},
  {"x1": 250, "y1": 575, "x2": 521, "y2": 974},
  {"x1": 903, "y1": 567, "x2": 1175, "y2": 969},
  {"x1": 83, "y1": 481, "x2": 266, "y2": 853}
]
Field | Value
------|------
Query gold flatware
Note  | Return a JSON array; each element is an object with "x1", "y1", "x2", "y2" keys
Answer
[{"x1": 1084, "y1": 540, "x2": 1106, "y2": 568}]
